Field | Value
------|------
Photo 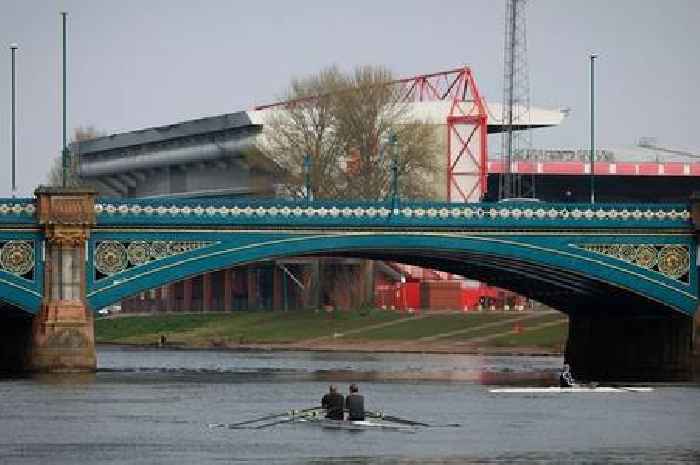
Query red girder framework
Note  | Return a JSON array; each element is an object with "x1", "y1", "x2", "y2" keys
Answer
[{"x1": 254, "y1": 66, "x2": 488, "y2": 202}]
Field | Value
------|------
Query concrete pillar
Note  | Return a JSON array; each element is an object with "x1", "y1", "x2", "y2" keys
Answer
[
  {"x1": 247, "y1": 267, "x2": 258, "y2": 310},
  {"x1": 202, "y1": 272, "x2": 212, "y2": 312},
  {"x1": 29, "y1": 187, "x2": 97, "y2": 373},
  {"x1": 307, "y1": 259, "x2": 320, "y2": 310},
  {"x1": 183, "y1": 279, "x2": 193, "y2": 311},
  {"x1": 158, "y1": 286, "x2": 167, "y2": 312},
  {"x1": 362, "y1": 260, "x2": 375, "y2": 307},
  {"x1": 273, "y1": 264, "x2": 283, "y2": 311},
  {"x1": 167, "y1": 283, "x2": 177, "y2": 311},
  {"x1": 566, "y1": 311, "x2": 694, "y2": 381},
  {"x1": 224, "y1": 269, "x2": 233, "y2": 312}
]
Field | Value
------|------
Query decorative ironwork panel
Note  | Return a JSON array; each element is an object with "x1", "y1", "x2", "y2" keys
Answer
[
  {"x1": 94, "y1": 240, "x2": 214, "y2": 278},
  {"x1": 0, "y1": 240, "x2": 35, "y2": 279},
  {"x1": 580, "y1": 244, "x2": 690, "y2": 283}
]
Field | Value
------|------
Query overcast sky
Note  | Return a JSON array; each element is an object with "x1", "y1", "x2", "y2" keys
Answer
[{"x1": 0, "y1": 0, "x2": 698, "y2": 195}]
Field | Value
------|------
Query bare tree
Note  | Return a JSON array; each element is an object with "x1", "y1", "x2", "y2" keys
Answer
[
  {"x1": 46, "y1": 126, "x2": 105, "y2": 187},
  {"x1": 258, "y1": 65, "x2": 439, "y2": 201},
  {"x1": 258, "y1": 66, "x2": 345, "y2": 199}
]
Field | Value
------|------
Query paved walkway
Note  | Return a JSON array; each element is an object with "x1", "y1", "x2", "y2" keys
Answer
[
  {"x1": 299, "y1": 312, "x2": 430, "y2": 344},
  {"x1": 417, "y1": 312, "x2": 558, "y2": 342},
  {"x1": 466, "y1": 318, "x2": 567, "y2": 344},
  {"x1": 292, "y1": 310, "x2": 567, "y2": 352}
]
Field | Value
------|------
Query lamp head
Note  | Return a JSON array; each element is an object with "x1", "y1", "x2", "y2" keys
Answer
[{"x1": 10, "y1": 43, "x2": 18, "y2": 50}]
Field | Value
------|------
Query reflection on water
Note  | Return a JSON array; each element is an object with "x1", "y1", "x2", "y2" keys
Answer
[
  {"x1": 1, "y1": 346, "x2": 699, "y2": 465},
  {"x1": 95, "y1": 345, "x2": 564, "y2": 384}
]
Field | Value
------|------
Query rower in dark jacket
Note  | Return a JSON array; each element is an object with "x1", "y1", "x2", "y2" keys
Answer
[
  {"x1": 345, "y1": 384, "x2": 365, "y2": 421},
  {"x1": 321, "y1": 385, "x2": 344, "y2": 420},
  {"x1": 559, "y1": 364, "x2": 576, "y2": 387}
]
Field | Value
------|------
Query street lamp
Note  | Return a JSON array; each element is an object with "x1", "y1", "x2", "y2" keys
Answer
[
  {"x1": 61, "y1": 12, "x2": 69, "y2": 188},
  {"x1": 388, "y1": 130, "x2": 399, "y2": 209},
  {"x1": 589, "y1": 53, "x2": 598, "y2": 204},
  {"x1": 303, "y1": 152, "x2": 312, "y2": 202},
  {"x1": 10, "y1": 43, "x2": 18, "y2": 197}
]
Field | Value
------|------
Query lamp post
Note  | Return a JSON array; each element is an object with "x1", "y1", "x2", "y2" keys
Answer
[
  {"x1": 589, "y1": 53, "x2": 598, "y2": 204},
  {"x1": 388, "y1": 130, "x2": 399, "y2": 209},
  {"x1": 61, "y1": 12, "x2": 69, "y2": 188},
  {"x1": 10, "y1": 43, "x2": 18, "y2": 197},
  {"x1": 303, "y1": 152, "x2": 312, "y2": 202}
]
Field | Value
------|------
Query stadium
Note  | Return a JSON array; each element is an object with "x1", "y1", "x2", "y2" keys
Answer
[{"x1": 73, "y1": 68, "x2": 700, "y2": 314}]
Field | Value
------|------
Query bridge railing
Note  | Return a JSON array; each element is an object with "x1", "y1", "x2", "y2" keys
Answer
[
  {"x1": 0, "y1": 198, "x2": 37, "y2": 224},
  {"x1": 93, "y1": 197, "x2": 691, "y2": 229}
]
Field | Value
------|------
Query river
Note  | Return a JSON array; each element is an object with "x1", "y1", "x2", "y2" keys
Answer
[{"x1": 1, "y1": 346, "x2": 699, "y2": 464}]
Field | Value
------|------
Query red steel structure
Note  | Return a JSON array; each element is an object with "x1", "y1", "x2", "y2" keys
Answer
[{"x1": 254, "y1": 67, "x2": 489, "y2": 202}]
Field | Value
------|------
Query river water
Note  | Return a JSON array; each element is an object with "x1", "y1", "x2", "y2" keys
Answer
[{"x1": 1, "y1": 346, "x2": 699, "y2": 464}]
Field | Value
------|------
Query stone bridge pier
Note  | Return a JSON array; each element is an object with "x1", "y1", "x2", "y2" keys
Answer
[
  {"x1": 566, "y1": 311, "x2": 694, "y2": 381},
  {"x1": 28, "y1": 187, "x2": 96, "y2": 372},
  {"x1": 564, "y1": 195, "x2": 700, "y2": 382}
]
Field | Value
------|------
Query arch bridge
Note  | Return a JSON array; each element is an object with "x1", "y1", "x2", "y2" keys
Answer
[{"x1": 0, "y1": 187, "x2": 697, "y2": 380}]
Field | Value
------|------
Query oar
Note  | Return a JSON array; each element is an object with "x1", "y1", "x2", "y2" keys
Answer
[
  {"x1": 253, "y1": 418, "x2": 297, "y2": 429},
  {"x1": 367, "y1": 412, "x2": 429, "y2": 427},
  {"x1": 368, "y1": 412, "x2": 460, "y2": 428},
  {"x1": 210, "y1": 406, "x2": 322, "y2": 429},
  {"x1": 379, "y1": 415, "x2": 430, "y2": 427},
  {"x1": 235, "y1": 409, "x2": 321, "y2": 430},
  {"x1": 607, "y1": 384, "x2": 640, "y2": 392},
  {"x1": 208, "y1": 412, "x2": 287, "y2": 429}
]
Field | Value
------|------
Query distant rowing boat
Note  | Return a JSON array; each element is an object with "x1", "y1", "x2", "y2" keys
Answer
[{"x1": 489, "y1": 386, "x2": 654, "y2": 393}]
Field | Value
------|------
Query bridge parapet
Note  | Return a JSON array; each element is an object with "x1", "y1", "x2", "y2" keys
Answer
[
  {"x1": 0, "y1": 198, "x2": 37, "y2": 225},
  {"x1": 94, "y1": 198, "x2": 691, "y2": 230}
]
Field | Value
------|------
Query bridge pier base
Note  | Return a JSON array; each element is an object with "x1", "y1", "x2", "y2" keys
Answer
[
  {"x1": 29, "y1": 301, "x2": 95, "y2": 373},
  {"x1": 566, "y1": 312, "x2": 694, "y2": 382}
]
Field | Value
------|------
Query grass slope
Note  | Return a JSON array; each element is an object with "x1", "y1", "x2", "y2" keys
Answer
[
  {"x1": 96, "y1": 309, "x2": 569, "y2": 350},
  {"x1": 96, "y1": 309, "x2": 402, "y2": 345}
]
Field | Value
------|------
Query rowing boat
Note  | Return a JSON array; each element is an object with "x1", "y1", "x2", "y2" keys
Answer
[
  {"x1": 208, "y1": 408, "x2": 443, "y2": 431},
  {"x1": 289, "y1": 408, "x2": 416, "y2": 431},
  {"x1": 489, "y1": 386, "x2": 654, "y2": 393}
]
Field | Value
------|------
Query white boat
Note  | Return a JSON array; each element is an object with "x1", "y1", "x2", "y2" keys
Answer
[{"x1": 489, "y1": 386, "x2": 654, "y2": 393}]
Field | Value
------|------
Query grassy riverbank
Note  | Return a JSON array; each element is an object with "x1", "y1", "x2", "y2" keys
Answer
[{"x1": 95, "y1": 309, "x2": 569, "y2": 354}]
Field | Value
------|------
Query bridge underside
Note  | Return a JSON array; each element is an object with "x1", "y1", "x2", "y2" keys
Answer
[
  {"x1": 324, "y1": 247, "x2": 693, "y2": 380},
  {"x1": 335, "y1": 249, "x2": 694, "y2": 381},
  {"x1": 333, "y1": 249, "x2": 673, "y2": 317},
  {"x1": 83, "y1": 231, "x2": 694, "y2": 381},
  {"x1": 0, "y1": 304, "x2": 32, "y2": 373}
]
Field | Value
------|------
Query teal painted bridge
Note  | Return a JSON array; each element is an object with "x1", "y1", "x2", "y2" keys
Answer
[
  {"x1": 0, "y1": 197, "x2": 695, "y2": 317},
  {"x1": 1, "y1": 194, "x2": 697, "y2": 379}
]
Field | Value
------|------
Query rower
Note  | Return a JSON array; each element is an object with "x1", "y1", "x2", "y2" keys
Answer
[
  {"x1": 560, "y1": 363, "x2": 576, "y2": 387},
  {"x1": 321, "y1": 385, "x2": 344, "y2": 420},
  {"x1": 345, "y1": 384, "x2": 365, "y2": 421}
]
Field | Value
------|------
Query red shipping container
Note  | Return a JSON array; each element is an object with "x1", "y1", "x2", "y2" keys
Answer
[{"x1": 395, "y1": 282, "x2": 420, "y2": 312}]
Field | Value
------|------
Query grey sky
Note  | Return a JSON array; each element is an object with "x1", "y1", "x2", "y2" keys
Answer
[{"x1": 0, "y1": 0, "x2": 698, "y2": 196}]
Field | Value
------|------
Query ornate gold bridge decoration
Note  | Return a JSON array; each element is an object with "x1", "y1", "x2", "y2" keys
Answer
[{"x1": 579, "y1": 244, "x2": 690, "y2": 283}]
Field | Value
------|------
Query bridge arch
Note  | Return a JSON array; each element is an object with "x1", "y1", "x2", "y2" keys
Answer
[{"x1": 86, "y1": 231, "x2": 696, "y2": 316}]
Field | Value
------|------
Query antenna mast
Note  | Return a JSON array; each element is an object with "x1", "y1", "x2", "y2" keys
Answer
[{"x1": 500, "y1": 0, "x2": 532, "y2": 199}]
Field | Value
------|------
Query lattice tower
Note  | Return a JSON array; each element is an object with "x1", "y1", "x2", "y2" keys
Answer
[{"x1": 500, "y1": 0, "x2": 533, "y2": 199}]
